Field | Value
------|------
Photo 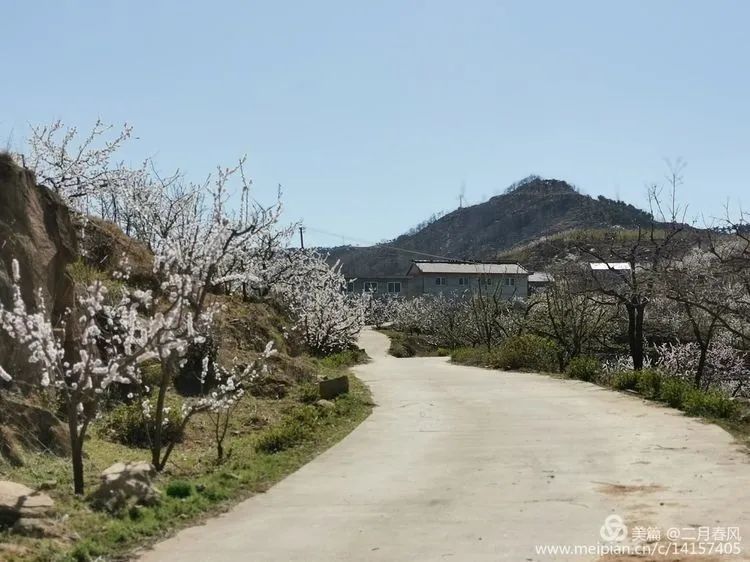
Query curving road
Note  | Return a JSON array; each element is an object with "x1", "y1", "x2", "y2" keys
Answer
[{"x1": 139, "y1": 329, "x2": 750, "y2": 561}]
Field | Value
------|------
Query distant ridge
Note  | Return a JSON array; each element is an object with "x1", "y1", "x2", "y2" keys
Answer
[{"x1": 326, "y1": 176, "x2": 655, "y2": 276}]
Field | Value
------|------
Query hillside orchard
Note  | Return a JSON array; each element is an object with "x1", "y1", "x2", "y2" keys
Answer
[{"x1": 0, "y1": 121, "x2": 368, "y2": 494}]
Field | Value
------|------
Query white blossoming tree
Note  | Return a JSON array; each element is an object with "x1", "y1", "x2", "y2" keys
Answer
[
  {"x1": 132, "y1": 159, "x2": 287, "y2": 471},
  {"x1": 198, "y1": 341, "x2": 277, "y2": 463},
  {"x1": 272, "y1": 251, "x2": 366, "y2": 355},
  {"x1": 0, "y1": 259, "x2": 198, "y2": 494},
  {"x1": 4, "y1": 121, "x2": 294, "y2": 486}
]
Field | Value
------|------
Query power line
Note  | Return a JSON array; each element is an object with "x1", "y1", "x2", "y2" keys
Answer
[{"x1": 303, "y1": 225, "x2": 488, "y2": 263}]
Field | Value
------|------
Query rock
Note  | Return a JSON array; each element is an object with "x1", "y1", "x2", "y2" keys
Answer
[
  {"x1": 0, "y1": 480, "x2": 55, "y2": 526},
  {"x1": 0, "y1": 543, "x2": 31, "y2": 558},
  {"x1": 0, "y1": 153, "x2": 78, "y2": 389},
  {"x1": 319, "y1": 375, "x2": 349, "y2": 400},
  {"x1": 0, "y1": 394, "x2": 70, "y2": 461},
  {"x1": 0, "y1": 426, "x2": 24, "y2": 467},
  {"x1": 89, "y1": 461, "x2": 160, "y2": 513},
  {"x1": 315, "y1": 399, "x2": 336, "y2": 410},
  {"x1": 12, "y1": 516, "x2": 62, "y2": 538}
]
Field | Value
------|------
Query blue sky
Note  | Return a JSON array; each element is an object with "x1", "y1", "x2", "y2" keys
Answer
[{"x1": 2, "y1": 1, "x2": 748, "y2": 246}]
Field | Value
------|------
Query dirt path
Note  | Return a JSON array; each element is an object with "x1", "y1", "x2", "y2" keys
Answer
[{"x1": 139, "y1": 329, "x2": 750, "y2": 561}]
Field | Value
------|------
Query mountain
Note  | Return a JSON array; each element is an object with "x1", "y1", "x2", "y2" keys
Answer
[{"x1": 326, "y1": 176, "x2": 656, "y2": 276}]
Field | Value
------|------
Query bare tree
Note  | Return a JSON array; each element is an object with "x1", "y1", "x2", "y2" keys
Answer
[
  {"x1": 467, "y1": 271, "x2": 515, "y2": 351},
  {"x1": 529, "y1": 267, "x2": 616, "y2": 370},
  {"x1": 576, "y1": 163, "x2": 688, "y2": 369}
]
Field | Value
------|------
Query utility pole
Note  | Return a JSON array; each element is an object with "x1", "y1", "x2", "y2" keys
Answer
[{"x1": 299, "y1": 226, "x2": 305, "y2": 249}]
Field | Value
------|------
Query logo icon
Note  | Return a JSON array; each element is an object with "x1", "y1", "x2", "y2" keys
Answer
[{"x1": 600, "y1": 514, "x2": 628, "y2": 542}]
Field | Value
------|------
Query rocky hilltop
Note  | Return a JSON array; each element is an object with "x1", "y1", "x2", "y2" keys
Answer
[{"x1": 327, "y1": 177, "x2": 654, "y2": 276}]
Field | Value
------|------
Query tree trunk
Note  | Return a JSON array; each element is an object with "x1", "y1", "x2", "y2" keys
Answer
[
  {"x1": 626, "y1": 303, "x2": 645, "y2": 370},
  {"x1": 67, "y1": 410, "x2": 85, "y2": 495},
  {"x1": 633, "y1": 304, "x2": 645, "y2": 370},
  {"x1": 695, "y1": 344, "x2": 709, "y2": 390},
  {"x1": 152, "y1": 359, "x2": 174, "y2": 470}
]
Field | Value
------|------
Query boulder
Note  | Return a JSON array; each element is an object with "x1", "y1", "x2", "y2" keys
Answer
[
  {"x1": 319, "y1": 375, "x2": 349, "y2": 400},
  {"x1": 0, "y1": 153, "x2": 78, "y2": 390},
  {"x1": 12, "y1": 516, "x2": 63, "y2": 538},
  {"x1": 0, "y1": 543, "x2": 31, "y2": 559},
  {"x1": 89, "y1": 461, "x2": 160, "y2": 513},
  {"x1": 315, "y1": 399, "x2": 336, "y2": 410},
  {"x1": 0, "y1": 394, "x2": 70, "y2": 464},
  {"x1": 0, "y1": 481, "x2": 55, "y2": 527}
]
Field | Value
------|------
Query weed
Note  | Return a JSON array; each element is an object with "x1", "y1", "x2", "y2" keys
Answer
[
  {"x1": 297, "y1": 383, "x2": 320, "y2": 404},
  {"x1": 166, "y1": 480, "x2": 193, "y2": 499},
  {"x1": 493, "y1": 335, "x2": 559, "y2": 372},
  {"x1": 612, "y1": 371, "x2": 639, "y2": 391},
  {"x1": 566, "y1": 356, "x2": 602, "y2": 382},
  {"x1": 635, "y1": 369, "x2": 663, "y2": 399},
  {"x1": 659, "y1": 378, "x2": 690, "y2": 408},
  {"x1": 682, "y1": 389, "x2": 737, "y2": 419}
]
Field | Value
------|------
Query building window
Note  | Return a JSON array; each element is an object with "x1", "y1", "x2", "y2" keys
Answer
[
  {"x1": 481, "y1": 277, "x2": 493, "y2": 285},
  {"x1": 504, "y1": 277, "x2": 515, "y2": 287},
  {"x1": 387, "y1": 281, "x2": 401, "y2": 294},
  {"x1": 458, "y1": 277, "x2": 469, "y2": 286},
  {"x1": 435, "y1": 277, "x2": 447, "y2": 286},
  {"x1": 347, "y1": 281, "x2": 354, "y2": 293},
  {"x1": 364, "y1": 281, "x2": 378, "y2": 293}
]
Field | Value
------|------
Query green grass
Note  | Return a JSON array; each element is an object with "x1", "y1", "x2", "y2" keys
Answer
[
  {"x1": 450, "y1": 336, "x2": 559, "y2": 373},
  {"x1": 659, "y1": 378, "x2": 690, "y2": 408},
  {"x1": 165, "y1": 480, "x2": 193, "y2": 499},
  {"x1": 450, "y1": 346, "x2": 494, "y2": 367},
  {"x1": 0, "y1": 376, "x2": 372, "y2": 562},
  {"x1": 565, "y1": 356, "x2": 602, "y2": 382},
  {"x1": 313, "y1": 348, "x2": 368, "y2": 377},
  {"x1": 379, "y1": 330, "x2": 444, "y2": 359},
  {"x1": 611, "y1": 370, "x2": 640, "y2": 391},
  {"x1": 635, "y1": 369, "x2": 663, "y2": 400},
  {"x1": 67, "y1": 260, "x2": 126, "y2": 303},
  {"x1": 681, "y1": 388, "x2": 737, "y2": 419}
]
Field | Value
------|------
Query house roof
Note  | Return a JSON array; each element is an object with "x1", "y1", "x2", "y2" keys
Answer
[
  {"x1": 528, "y1": 272, "x2": 554, "y2": 283},
  {"x1": 589, "y1": 262, "x2": 632, "y2": 271},
  {"x1": 346, "y1": 276, "x2": 409, "y2": 281},
  {"x1": 408, "y1": 261, "x2": 528, "y2": 275}
]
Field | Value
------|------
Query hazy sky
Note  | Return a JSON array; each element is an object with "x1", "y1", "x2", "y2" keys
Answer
[{"x1": 2, "y1": 1, "x2": 748, "y2": 246}]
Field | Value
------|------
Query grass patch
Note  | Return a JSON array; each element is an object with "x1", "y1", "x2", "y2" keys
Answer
[
  {"x1": 67, "y1": 260, "x2": 126, "y2": 304},
  {"x1": 314, "y1": 348, "x2": 368, "y2": 378},
  {"x1": 612, "y1": 370, "x2": 640, "y2": 391},
  {"x1": 297, "y1": 382, "x2": 320, "y2": 404},
  {"x1": 165, "y1": 480, "x2": 193, "y2": 499},
  {"x1": 565, "y1": 356, "x2": 602, "y2": 382},
  {"x1": 634, "y1": 369, "x2": 663, "y2": 400},
  {"x1": 659, "y1": 378, "x2": 690, "y2": 408},
  {"x1": 492, "y1": 335, "x2": 559, "y2": 372},
  {"x1": 379, "y1": 330, "x2": 444, "y2": 358},
  {"x1": 450, "y1": 346, "x2": 494, "y2": 367},
  {"x1": 605, "y1": 369, "x2": 740, "y2": 422},
  {"x1": 451, "y1": 335, "x2": 559, "y2": 373},
  {"x1": 97, "y1": 396, "x2": 184, "y2": 447},
  {"x1": 681, "y1": 388, "x2": 737, "y2": 419}
]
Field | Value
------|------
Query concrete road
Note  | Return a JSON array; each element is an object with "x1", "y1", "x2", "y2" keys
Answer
[{"x1": 139, "y1": 329, "x2": 750, "y2": 561}]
